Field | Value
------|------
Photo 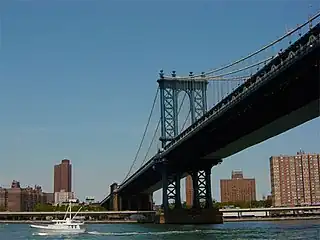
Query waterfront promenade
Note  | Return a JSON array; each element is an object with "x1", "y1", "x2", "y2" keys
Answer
[
  {"x1": 224, "y1": 216, "x2": 320, "y2": 222},
  {"x1": 1, "y1": 215, "x2": 320, "y2": 224},
  {"x1": 1, "y1": 206, "x2": 320, "y2": 223}
]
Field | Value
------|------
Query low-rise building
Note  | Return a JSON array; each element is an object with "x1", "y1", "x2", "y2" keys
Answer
[
  {"x1": 54, "y1": 190, "x2": 75, "y2": 205},
  {"x1": 220, "y1": 170, "x2": 256, "y2": 203},
  {"x1": 0, "y1": 180, "x2": 52, "y2": 211}
]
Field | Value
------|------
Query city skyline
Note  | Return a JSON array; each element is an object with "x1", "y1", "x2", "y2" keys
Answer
[
  {"x1": 0, "y1": 1, "x2": 319, "y2": 203},
  {"x1": 2, "y1": 150, "x2": 320, "y2": 203}
]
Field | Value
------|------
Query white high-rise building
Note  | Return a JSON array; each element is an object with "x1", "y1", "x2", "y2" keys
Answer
[{"x1": 54, "y1": 190, "x2": 75, "y2": 205}]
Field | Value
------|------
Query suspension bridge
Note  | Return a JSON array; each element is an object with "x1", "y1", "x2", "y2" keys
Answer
[{"x1": 100, "y1": 12, "x2": 320, "y2": 224}]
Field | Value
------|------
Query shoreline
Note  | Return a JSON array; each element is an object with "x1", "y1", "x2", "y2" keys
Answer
[
  {"x1": 223, "y1": 216, "x2": 320, "y2": 222},
  {"x1": 1, "y1": 216, "x2": 320, "y2": 224},
  {"x1": 0, "y1": 220, "x2": 140, "y2": 224}
]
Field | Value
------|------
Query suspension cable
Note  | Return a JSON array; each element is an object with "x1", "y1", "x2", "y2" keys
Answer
[
  {"x1": 162, "y1": 11, "x2": 320, "y2": 79},
  {"x1": 122, "y1": 11, "x2": 320, "y2": 183},
  {"x1": 138, "y1": 74, "x2": 249, "y2": 167},
  {"x1": 162, "y1": 56, "x2": 271, "y2": 81},
  {"x1": 140, "y1": 119, "x2": 160, "y2": 167},
  {"x1": 138, "y1": 73, "x2": 252, "y2": 168},
  {"x1": 180, "y1": 110, "x2": 191, "y2": 132},
  {"x1": 121, "y1": 87, "x2": 159, "y2": 183},
  {"x1": 140, "y1": 92, "x2": 188, "y2": 166}
]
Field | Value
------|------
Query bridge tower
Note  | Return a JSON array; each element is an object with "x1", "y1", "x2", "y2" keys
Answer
[
  {"x1": 157, "y1": 71, "x2": 221, "y2": 224},
  {"x1": 157, "y1": 70, "x2": 208, "y2": 147}
]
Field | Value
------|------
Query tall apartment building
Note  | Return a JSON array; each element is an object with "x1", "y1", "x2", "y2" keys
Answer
[
  {"x1": 270, "y1": 151, "x2": 320, "y2": 207},
  {"x1": 54, "y1": 159, "x2": 72, "y2": 193},
  {"x1": 220, "y1": 170, "x2": 256, "y2": 203}
]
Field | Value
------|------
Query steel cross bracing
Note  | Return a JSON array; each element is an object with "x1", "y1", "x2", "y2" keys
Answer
[
  {"x1": 159, "y1": 87, "x2": 178, "y2": 146},
  {"x1": 197, "y1": 171, "x2": 207, "y2": 203},
  {"x1": 161, "y1": 162, "x2": 182, "y2": 210},
  {"x1": 190, "y1": 83, "x2": 208, "y2": 123},
  {"x1": 157, "y1": 70, "x2": 210, "y2": 210},
  {"x1": 100, "y1": 19, "x2": 320, "y2": 210},
  {"x1": 157, "y1": 23, "x2": 320, "y2": 155},
  {"x1": 157, "y1": 70, "x2": 208, "y2": 148},
  {"x1": 166, "y1": 177, "x2": 177, "y2": 202},
  {"x1": 119, "y1": 24, "x2": 320, "y2": 196},
  {"x1": 189, "y1": 166, "x2": 214, "y2": 209}
]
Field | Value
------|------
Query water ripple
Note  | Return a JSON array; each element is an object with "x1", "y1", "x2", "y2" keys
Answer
[{"x1": 1, "y1": 220, "x2": 320, "y2": 240}]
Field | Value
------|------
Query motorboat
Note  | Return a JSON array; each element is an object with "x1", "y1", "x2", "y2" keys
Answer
[{"x1": 30, "y1": 199, "x2": 86, "y2": 234}]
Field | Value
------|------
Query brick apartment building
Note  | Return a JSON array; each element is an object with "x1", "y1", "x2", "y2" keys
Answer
[
  {"x1": 0, "y1": 180, "x2": 53, "y2": 211},
  {"x1": 270, "y1": 151, "x2": 320, "y2": 207},
  {"x1": 220, "y1": 170, "x2": 256, "y2": 203}
]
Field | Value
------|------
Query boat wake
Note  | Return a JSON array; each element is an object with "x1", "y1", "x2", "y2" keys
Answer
[
  {"x1": 32, "y1": 232, "x2": 79, "y2": 236},
  {"x1": 32, "y1": 229, "x2": 213, "y2": 236},
  {"x1": 87, "y1": 229, "x2": 214, "y2": 236},
  {"x1": 31, "y1": 230, "x2": 205, "y2": 237}
]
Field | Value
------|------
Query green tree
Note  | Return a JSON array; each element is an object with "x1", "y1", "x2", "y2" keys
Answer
[
  {"x1": 33, "y1": 203, "x2": 54, "y2": 212},
  {"x1": 84, "y1": 205, "x2": 106, "y2": 211},
  {"x1": 264, "y1": 198, "x2": 272, "y2": 208}
]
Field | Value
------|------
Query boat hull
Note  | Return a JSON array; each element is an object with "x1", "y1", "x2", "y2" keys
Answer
[{"x1": 30, "y1": 224, "x2": 86, "y2": 234}]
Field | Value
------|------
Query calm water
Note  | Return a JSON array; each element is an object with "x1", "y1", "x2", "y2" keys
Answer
[{"x1": 1, "y1": 220, "x2": 320, "y2": 239}]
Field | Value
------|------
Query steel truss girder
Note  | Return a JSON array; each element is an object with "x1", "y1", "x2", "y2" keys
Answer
[{"x1": 157, "y1": 76, "x2": 208, "y2": 148}]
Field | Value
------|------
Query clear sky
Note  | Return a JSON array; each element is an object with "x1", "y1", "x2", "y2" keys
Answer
[{"x1": 0, "y1": 0, "x2": 319, "y2": 203}]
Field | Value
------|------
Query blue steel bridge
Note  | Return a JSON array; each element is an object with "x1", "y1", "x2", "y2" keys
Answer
[{"x1": 101, "y1": 13, "x2": 320, "y2": 224}]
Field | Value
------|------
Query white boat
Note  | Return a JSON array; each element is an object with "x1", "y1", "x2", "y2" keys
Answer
[{"x1": 30, "y1": 199, "x2": 86, "y2": 234}]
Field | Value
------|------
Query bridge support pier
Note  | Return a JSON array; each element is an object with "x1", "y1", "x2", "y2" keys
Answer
[
  {"x1": 161, "y1": 162, "x2": 222, "y2": 224},
  {"x1": 118, "y1": 193, "x2": 153, "y2": 211},
  {"x1": 162, "y1": 165, "x2": 182, "y2": 212},
  {"x1": 108, "y1": 183, "x2": 119, "y2": 211},
  {"x1": 107, "y1": 182, "x2": 153, "y2": 211}
]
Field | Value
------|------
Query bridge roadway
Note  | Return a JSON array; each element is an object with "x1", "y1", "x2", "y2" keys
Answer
[{"x1": 101, "y1": 23, "x2": 320, "y2": 207}]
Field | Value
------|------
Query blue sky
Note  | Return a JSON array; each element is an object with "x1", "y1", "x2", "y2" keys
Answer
[{"x1": 0, "y1": 0, "x2": 319, "y2": 203}]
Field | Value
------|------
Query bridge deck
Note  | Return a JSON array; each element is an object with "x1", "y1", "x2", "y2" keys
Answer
[{"x1": 101, "y1": 23, "x2": 320, "y2": 204}]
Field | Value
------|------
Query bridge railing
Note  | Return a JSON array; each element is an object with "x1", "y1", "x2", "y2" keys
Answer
[
  {"x1": 113, "y1": 23, "x2": 320, "y2": 194},
  {"x1": 102, "y1": 18, "x2": 320, "y2": 203},
  {"x1": 160, "y1": 23, "x2": 320, "y2": 153}
]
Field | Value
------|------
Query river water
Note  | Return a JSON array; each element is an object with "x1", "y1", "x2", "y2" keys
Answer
[{"x1": 1, "y1": 220, "x2": 320, "y2": 239}]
